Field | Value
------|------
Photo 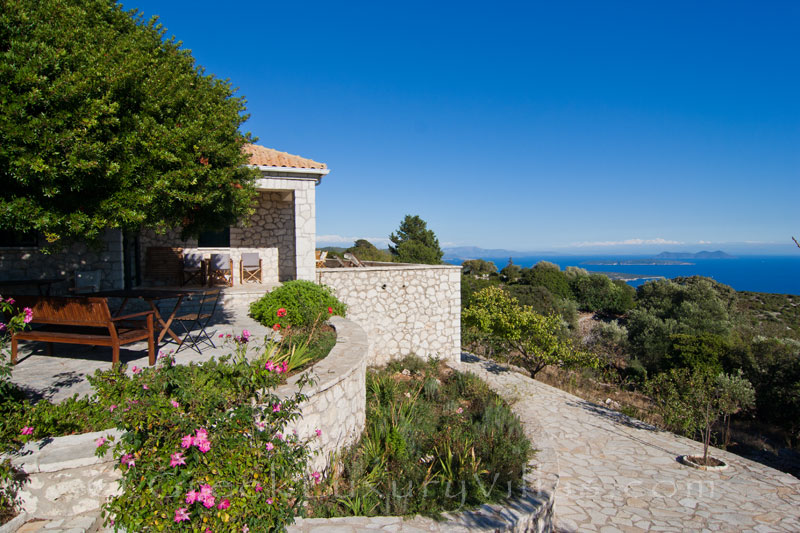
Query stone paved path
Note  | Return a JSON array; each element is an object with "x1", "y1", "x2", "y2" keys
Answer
[{"x1": 456, "y1": 356, "x2": 800, "y2": 533}]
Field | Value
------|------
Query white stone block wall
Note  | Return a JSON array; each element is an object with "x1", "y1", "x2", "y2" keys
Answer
[
  {"x1": 273, "y1": 316, "x2": 368, "y2": 473},
  {"x1": 316, "y1": 264, "x2": 461, "y2": 365},
  {"x1": 0, "y1": 229, "x2": 124, "y2": 293}
]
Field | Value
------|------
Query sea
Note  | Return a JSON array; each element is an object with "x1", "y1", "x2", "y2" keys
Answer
[{"x1": 447, "y1": 255, "x2": 800, "y2": 295}]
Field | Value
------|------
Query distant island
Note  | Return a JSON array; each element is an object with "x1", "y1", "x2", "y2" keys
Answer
[
  {"x1": 582, "y1": 259, "x2": 693, "y2": 266},
  {"x1": 655, "y1": 250, "x2": 735, "y2": 260}
]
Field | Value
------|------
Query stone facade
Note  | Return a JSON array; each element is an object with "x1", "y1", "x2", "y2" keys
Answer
[
  {"x1": 316, "y1": 263, "x2": 461, "y2": 365},
  {"x1": 0, "y1": 229, "x2": 123, "y2": 292},
  {"x1": 273, "y1": 316, "x2": 368, "y2": 473}
]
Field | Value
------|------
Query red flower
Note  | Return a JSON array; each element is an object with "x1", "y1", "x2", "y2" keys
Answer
[
  {"x1": 272, "y1": 324, "x2": 281, "y2": 331},
  {"x1": 327, "y1": 307, "x2": 333, "y2": 314},
  {"x1": 276, "y1": 308, "x2": 287, "y2": 317}
]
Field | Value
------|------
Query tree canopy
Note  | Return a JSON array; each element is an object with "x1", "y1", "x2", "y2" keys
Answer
[
  {"x1": 0, "y1": 0, "x2": 258, "y2": 245},
  {"x1": 463, "y1": 286, "x2": 597, "y2": 378},
  {"x1": 388, "y1": 215, "x2": 443, "y2": 265},
  {"x1": 345, "y1": 239, "x2": 392, "y2": 262}
]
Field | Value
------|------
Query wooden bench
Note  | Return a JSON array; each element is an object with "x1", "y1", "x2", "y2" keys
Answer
[{"x1": 10, "y1": 296, "x2": 155, "y2": 366}]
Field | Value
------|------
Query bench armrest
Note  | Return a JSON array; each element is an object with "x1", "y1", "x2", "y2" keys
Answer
[{"x1": 111, "y1": 310, "x2": 155, "y2": 322}]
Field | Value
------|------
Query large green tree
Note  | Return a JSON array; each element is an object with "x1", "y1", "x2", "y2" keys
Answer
[
  {"x1": 388, "y1": 215, "x2": 443, "y2": 265},
  {"x1": 0, "y1": 0, "x2": 258, "y2": 245},
  {"x1": 346, "y1": 239, "x2": 392, "y2": 262}
]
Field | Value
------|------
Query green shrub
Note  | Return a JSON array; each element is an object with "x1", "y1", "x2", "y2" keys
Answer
[{"x1": 250, "y1": 280, "x2": 346, "y2": 329}]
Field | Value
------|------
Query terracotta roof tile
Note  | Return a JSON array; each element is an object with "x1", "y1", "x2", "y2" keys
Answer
[{"x1": 243, "y1": 143, "x2": 327, "y2": 170}]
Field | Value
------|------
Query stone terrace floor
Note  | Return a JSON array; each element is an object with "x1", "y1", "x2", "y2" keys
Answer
[{"x1": 458, "y1": 356, "x2": 800, "y2": 533}]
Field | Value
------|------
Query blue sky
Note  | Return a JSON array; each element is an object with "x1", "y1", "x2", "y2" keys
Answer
[{"x1": 127, "y1": 0, "x2": 799, "y2": 254}]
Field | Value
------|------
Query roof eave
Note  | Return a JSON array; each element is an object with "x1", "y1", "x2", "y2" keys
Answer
[{"x1": 248, "y1": 164, "x2": 330, "y2": 176}]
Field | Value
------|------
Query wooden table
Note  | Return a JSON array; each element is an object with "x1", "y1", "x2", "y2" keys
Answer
[
  {"x1": 0, "y1": 278, "x2": 67, "y2": 296},
  {"x1": 91, "y1": 289, "x2": 196, "y2": 346}
]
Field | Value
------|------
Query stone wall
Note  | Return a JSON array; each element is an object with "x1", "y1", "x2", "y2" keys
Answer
[
  {"x1": 274, "y1": 316, "x2": 368, "y2": 473},
  {"x1": 315, "y1": 263, "x2": 461, "y2": 365},
  {"x1": 0, "y1": 229, "x2": 124, "y2": 293}
]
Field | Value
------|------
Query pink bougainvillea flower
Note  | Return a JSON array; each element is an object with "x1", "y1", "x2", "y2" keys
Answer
[
  {"x1": 254, "y1": 484, "x2": 263, "y2": 492},
  {"x1": 202, "y1": 495, "x2": 216, "y2": 509},
  {"x1": 315, "y1": 429, "x2": 322, "y2": 437},
  {"x1": 266, "y1": 497, "x2": 273, "y2": 505},
  {"x1": 242, "y1": 329, "x2": 251, "y2": 339},
  {"x1": 272, "y1": 323, "x2": 281, "y2": 331},
  {"x1": 264, "y1": 360, "x2": 275, "y2": 372},
  {"x1": 95, "y1": 437, "x2": 106, "y2": 448},
  {"x1": 142, "y1": 384, "x2": 149, "y2": 390},
  {"x1": 275, "y1": 432, "x2": 284, "y2": 440},
  {"x1": 181, "y1": 435, "x2": 194, "y2": 448},
  {"x1": 196, "y1": 439, "x2": 211, "y2": 453},
  {"x1": 6, "y1": 298, "x2": 15, "y2": 305},
  {"x1": 276, "y1": 308, "x2": 287, "y2": 317},
  {"x1": 170, "y1": 452, "x2": 186, "y2": 467},
  {"x1": 272, "y1": 403, "x2": 281, "y2": 413},
  {"x1": 174, "y1": 507, "x2": 190, "y2": 522},
  {"x1": 120, "y1": 454, "x2": 135, "y2": 467},
  {"x1": 131, "y1": 365, "x2": 141, "y2": 374},
  {"x1": 311, "y1": 471, "x2": 321, "y2": 484},
  {"x1": 219, "y1": 334, "x2": 224, "y2": 338},
  {"x1": 217, "y1": 498, "x2": 230, "y2": 510},
  {"x1": 21, "y1": 426, "x2": 34, "y2": 436},
  {"x1": 265, "y1": 442, "x2": 274, "y2": 451},
  {"x1": 456, "y1": 407, "x2": 464, "y2": 414},
  {"x1": 255, "y1": 421, "x2": 266, "y2": 432},
  {"x1": 185, "y1": 490, "x2": 198, "y2": 504},
  {"x1": 0, "y1": 323, "x2": 6, "y2": 332},
  {"x1": 109, "y1": 404, "x2": 117, "y2": 412},
  {"x1": 195, "y1": 428, "x2": 208, "y2": 440},
  {"x1": 327, "y1": 306, "x2": 333, "y2": 314},
  {"x1": 171, "y1": 400, "x2": 180, "y2": 408},
  {"x1": 23, "y1": 307, "x2": 33, "y2": 323}
]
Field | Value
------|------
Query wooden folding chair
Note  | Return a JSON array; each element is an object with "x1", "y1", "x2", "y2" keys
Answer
[
  {"x1": 239, "y1": 253, "x2": 262, "y2": 284},
  {"x1": 315, "y1": 250, "x2": 328, "y2": 268},
  {"x1": 207, "y1": 253, "x2": 233, "y2": 286},
  {"x1": 182, "y1": 253, "x2": 206, "y2": 286}
]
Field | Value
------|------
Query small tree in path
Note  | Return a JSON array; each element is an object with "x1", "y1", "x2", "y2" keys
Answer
[
  {"x1": 462, "y1": 286, "x2": 598, "y2": 378},
  {"x1": 647, "y1": 367, "x2": 755, "y2": 465}
]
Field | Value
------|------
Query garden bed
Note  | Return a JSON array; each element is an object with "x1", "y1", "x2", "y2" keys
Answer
[{"x1": 308, "y1": 355, "x2": 534, "y2": 519}]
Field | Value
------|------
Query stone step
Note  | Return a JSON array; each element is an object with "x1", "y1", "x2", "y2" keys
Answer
[{"x1": 13, "y1": 512, "x2": 102, "y2": 533}]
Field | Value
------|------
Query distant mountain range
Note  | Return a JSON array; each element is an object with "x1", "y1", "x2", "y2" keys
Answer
[
  {"x1": 654, "y1": 251, "x2": 735, "y2": 260},
  {"x1": 442, "y1": 246, "x2": 549, "y2": 262}
]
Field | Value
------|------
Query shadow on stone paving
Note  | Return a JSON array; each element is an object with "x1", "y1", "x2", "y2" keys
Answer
[
  {"x1": 460, "y1": 352, "x2": 513, "y2": 375},
  {"x1": 450, "y1": 489, "x2": 553, "y2": 530},
  {"x1": 569, "y1": 399, "x2": 658, "y2": 432},
  {"x1": 13, "y1": 343, "x2": 147, "y2": 366},
  {"x1": 17, "y1": 371, "x2": 85, "y2": 402}
]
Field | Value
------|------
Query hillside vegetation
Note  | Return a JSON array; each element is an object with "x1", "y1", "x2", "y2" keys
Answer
[{"x1": 461, "y1": 260, "x2": 800, "y2": 474}]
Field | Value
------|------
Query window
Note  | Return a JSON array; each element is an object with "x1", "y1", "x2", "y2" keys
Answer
[
  {"x1": 0, "y1": 230, "x2": 38, "y2": 247},
  {"x1": 197, "y1": 228, "x2": 230, "y2": 248}
]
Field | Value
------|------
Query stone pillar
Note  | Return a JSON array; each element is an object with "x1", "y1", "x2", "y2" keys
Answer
[{"x1": 293, "y1": 183, "x2": 316, "y2": 281}]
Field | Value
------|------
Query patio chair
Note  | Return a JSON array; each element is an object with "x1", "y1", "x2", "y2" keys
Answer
[
  {"x1": 182, "y1": 253, "x2": 206, "y2": 286},
  {"x1": 343, "y1": 252, "x2": 364, "y2": 267},
  {"x1": 173, "y1": 288, "x2": 221, "y2": 354},
  {"x1": 74, "y1": 270, "x2": 102, "y2": 293},
  {"x1": 239, "y1": 253, "x2": 262, "y2": 284},
  {"x1": 315, "y1": 250, "x2": 328, "y2": 268},
  {"x1": 207, "y1": 253, "x2": 233, "y2": 286},
  {"x1": 145, "y1": 246, "x2": 183, "y2": 285}
]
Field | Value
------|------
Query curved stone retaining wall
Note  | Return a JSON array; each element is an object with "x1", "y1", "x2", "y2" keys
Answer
[{"x1": 274, "y1": 316, "x2": 368, "y2": 473}]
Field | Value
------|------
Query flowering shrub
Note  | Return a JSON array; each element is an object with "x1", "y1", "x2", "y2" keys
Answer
[
  {"x1": 92, "y1": 346, "x2": 316, "y2": 531},
  {"x1": 249, "y1": 280, "x2": 345, "y2": 330}
]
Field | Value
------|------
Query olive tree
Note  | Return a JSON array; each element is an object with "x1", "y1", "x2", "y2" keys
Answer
[{"x1": 647, "y1": 367, "x2": 755, "y2": 464}]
